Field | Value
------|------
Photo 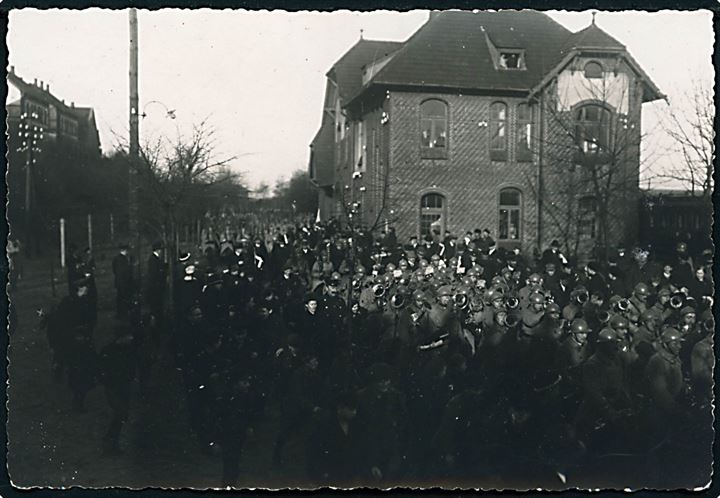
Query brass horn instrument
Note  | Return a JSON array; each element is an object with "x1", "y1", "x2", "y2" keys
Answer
[
  {"x1": 454, "y1": 293, "x2": 469, "y2": 310},
  {"x1": 597, "y1": 310, "x2": 611, "y2": 324},
  {"x1": 506, "y1": 297, "x2": 519, "y2": 309},
  {"x1": 617, "y1": 298, "x2": 631, "y2": 312},
  {"x1": 372, "y1": 283, "x2": 386, "y2": 298},
  {"x1": 352, "y1": 278, "x2": 363, "y2": 291},
  {"x1": 390, "y1": 293, "x2": 406, "y2": 309},
  {"x1": 576, "y1": 290, "x2": 589, "y2": 305},
  {"x1": 504, "y1": 311, "x2": 521, "y2": 328},
  {"x1": 669, "y1": 292, "x2": 685, "y2": 309}
]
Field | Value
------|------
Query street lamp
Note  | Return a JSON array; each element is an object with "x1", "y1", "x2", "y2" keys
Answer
[{"x1": 141, "y1": 100, "x2": 176, "y2": 120}]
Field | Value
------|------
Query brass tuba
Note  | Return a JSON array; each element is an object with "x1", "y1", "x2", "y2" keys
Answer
[
  {"x1": 454, "y1": 293, "x2": 469, "y2": 310},
  {"x1": 372, "y1": 283, "x2": 386, "y2": 298},
  {"x1": 670, "y1": 292, "x2": 685, "y2": 309},
  {"x1": 390, "y1": 292, "x2": 406, "y2": 309}
]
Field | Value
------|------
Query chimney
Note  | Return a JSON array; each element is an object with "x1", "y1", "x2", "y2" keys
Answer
[
  {"x1": 46, "y1": 83, "x2": 50, "y2": 92},
  {"x1": 33, "y1": 78, "x2": 37, "y2": 86},
  {"x1": 9, "y1": 66, "x2": 14, "y2": 74},
  {"x1": 71, "y1": 102, "x2": 75, "y2": 108},
  {"x1": 40, "y1": 80, "x2": 44, "y2": 88}
]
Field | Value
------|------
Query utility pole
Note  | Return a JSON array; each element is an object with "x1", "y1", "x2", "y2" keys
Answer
[
  {"x1": 128, "y1": 8, "x2": 141, "y2": 292},
  {"x1": 18, "y1": 111, "x2": 43, "y2": 256}
]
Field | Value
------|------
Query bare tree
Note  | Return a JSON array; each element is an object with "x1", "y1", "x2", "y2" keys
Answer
[
  {"x1": 530, "y1": 67, "x2": 651, "y2": 260},
  {"x1": 656, "y1": 82, "x2": 714, "y2": 197},
  {"x1": 131, "y1": 119, "x2": 239, "y2": 310}
]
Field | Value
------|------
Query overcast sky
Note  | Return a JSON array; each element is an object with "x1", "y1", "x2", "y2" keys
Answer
[{"x1": 7, "y1": 9, "x2": 714, "y2": 190}]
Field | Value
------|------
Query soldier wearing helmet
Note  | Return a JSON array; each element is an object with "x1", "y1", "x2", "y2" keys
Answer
[
  {"x1": 562, "y1": 285, "x2": 589, "y2": 322},
  {"x1": 518, "y1": 273, "x2": 544, "y2": 308},
  {"x1": 575, "y1": 325, "x2": 633, "y2": 450},
  {"x1": 635, "y1": 309, "x2": 662, "y2": 358},
  {"x1": 608, "y1": 314, "x2": 637, "y2": 364},
  {"x1": 645, "y1": 327, "x2": 684, "y2": 415},
  {"x1": 560, "y1": 319, "x2": 590, "y2": 367},
  {"x1": 544, "y1": 302, "x2": 565, "y2": 341},
  {"x1": 625, "y1": 282, "x2": 651, "y2": 331},
  {"x1": 651, "y1": 287, "x2": 673, "y2": 321},
  {"x1": 517, "y1": 292, "x2": 546, "y2": 341}
]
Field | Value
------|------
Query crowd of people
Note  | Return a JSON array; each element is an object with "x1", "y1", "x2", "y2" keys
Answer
[{"x1": 42, "y1": 217, "x2": 713, "y2": 487}]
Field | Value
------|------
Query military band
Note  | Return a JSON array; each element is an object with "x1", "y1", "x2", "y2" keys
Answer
[{"x1": 41, "y1": 218, "x2": 713, "y2": 487}]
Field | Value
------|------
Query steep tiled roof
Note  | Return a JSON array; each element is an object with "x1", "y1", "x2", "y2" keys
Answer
[
  {"x1": 329, "y1": 39, "x2": 403, "y2": 102},
  {"x1": 367, "y1": 10, "x2": 572, "y2": 93},
  {"x1": 561, "y1": 22, "x2": 625, "y2": 52}
]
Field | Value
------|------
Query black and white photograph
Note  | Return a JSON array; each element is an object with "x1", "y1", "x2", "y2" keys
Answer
[{"x1": 4, "y1": 7, "x2": 715, "y2": 491}]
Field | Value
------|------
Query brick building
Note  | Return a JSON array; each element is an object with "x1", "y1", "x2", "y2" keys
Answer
[
  {"x1": 6, "y1": 67, "x2": 103, "y2": 249},
  {"x1": 309, "y1": 10, "x2": 663, "y2": 258}
]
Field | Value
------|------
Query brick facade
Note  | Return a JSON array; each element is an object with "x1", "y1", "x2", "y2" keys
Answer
[
  {"x1": 309, "y1": 12, "x2": 663, "y2": 260},
  {"x1": 384, "y1": 91, "x2": 539, "y2": 249}
]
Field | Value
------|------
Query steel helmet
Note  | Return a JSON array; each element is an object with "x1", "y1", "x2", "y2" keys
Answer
[
  {"x1": 491, "y1": 275, "x2": 506, "y2": 287},
  {"x1": 660, "y1": 327, "x2": 682, "y2": 344},
  {"x1": 634, "y1": 282, "x2": 651, "y2": 297},
  {"x1": 609, "y1": 315, "x2": 629, "y2": 330},
  {"x1": 571, "y1": 319, "x2": 590, "y2": 335},
  {"x1": 680, "y1": 306, "x2": 696, "y2": 316},
  {"x1": 608, "y1": 295, "x2": 623, "y2": 306},
  {"x1": 493, "y1": 282, "x2": 510, "y2": 295},
  {"x1": 437, "y1": 285, "x2": 454, "y2": 297},
  {"x1": 455, "y1": 285, "x2": 470, "y2": 296},
  {"x1": 486, "y1": 288, "x2": 504, "y2": 303},
  {"x1": 528, "y1": 273, "x2": 543, "y2": 285},
  {"x1": 529, "y1": 292, "x2": 545, "y2": 305},
  {"x1": 640, "y1": 309, "x2": 661, "y2": 324},
  {"x1": 412, "y1": 289, "x2": 427, "y2": 303},
  {"x1": 546, "y1": 302, "x2": 561, "y2": 315},
  {"x1": 385, "y1": 262, "x2": 397, "y2": 272},
  {"x1": 597, "y1": 328, "x2": 617, "y2": 343}
]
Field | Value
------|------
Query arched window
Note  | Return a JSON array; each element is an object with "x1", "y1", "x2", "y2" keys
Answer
[
  {"x1": 420, "y1": 100, "x2": 448, "y2": 151},
  {"x1": 575, "y1": 104, "x2": 611, "y2": 154},
  {"x1": 584, "y1": 61, "x2": 603, "y2": 79},
  {"x1": 498, "y1": 188, "x2": 522, "y2": 242},
  {"x1": 516, "y1": 103, "x2": 533, "y2": 162},
  {"x1": 420, "y1": 193, "x2": 446, "y2": 238},
  {"x1": 490, "y1": 102, "x2": 508, "y2": 161},
  {"x1": 578, "y1": 196, "x2": 597, "y2": 238}
]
